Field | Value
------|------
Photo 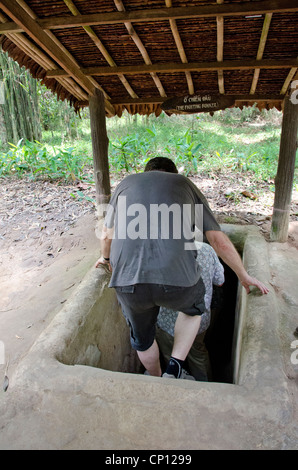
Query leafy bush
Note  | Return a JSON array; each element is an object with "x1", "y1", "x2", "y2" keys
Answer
[
  {"x1": 0, "y1": 139, "x2": 90, "y2": 180},
  {"x1": 1, "y1": 107, "x2": 296, "y2": 187}
]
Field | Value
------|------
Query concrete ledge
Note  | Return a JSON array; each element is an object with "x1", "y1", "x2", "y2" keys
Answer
[{"x1": 0, "y1": 225, "x2": 295, "y2": 450}]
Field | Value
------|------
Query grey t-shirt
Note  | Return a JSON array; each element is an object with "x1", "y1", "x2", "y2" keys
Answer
[{"x1": 105, "y1": 171, "x2": 221, "y2": 287}]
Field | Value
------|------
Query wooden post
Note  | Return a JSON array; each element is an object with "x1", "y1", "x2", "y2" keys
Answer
[
  {"x1": 89, "y1": 88, "x2": 111, "y2": 207},
  {"x1": 270, "y1": 94, "x2": 298, "y2": 242}
]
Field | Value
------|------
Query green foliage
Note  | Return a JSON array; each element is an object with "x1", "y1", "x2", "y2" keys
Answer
[
  {"x1": 37, "y1": 82, "x2": 89, "y2": 143},
  {"x1": 104, "y1": 109, "x2": 288, "y2": 184},
  {"x1": 70, "y1": 190, "x2": 95, "y2": 205},
  {"x1": 0, "y1": 138, "x2": 90, "y2": 180},
  {"x1": 108, "y1": 126, "x2": 158, "y2": 172},
  {"x1": 164, "y1": 129, "x2": 202, "y2": 174},
  {"x1": 1, "y1": 84, "x2": 297, "y2": 188}
]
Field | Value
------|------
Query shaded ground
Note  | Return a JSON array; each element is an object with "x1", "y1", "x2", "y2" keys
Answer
[{"x1": 0, "y1": 171, "x2": 298, "y2": 383}]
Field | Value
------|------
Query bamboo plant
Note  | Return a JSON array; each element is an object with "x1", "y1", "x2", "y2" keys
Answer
[{"x1": 0, "y1": 50, "x2": 42, "y2": 146}]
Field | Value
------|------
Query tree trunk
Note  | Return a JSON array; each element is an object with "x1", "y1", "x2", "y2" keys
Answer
[
  {"x1": 270, "y1": 94, "x2": 298, "y2": 242},
  {"x1": 89, "y1": 88, "x2": 111, "y2": 208}
]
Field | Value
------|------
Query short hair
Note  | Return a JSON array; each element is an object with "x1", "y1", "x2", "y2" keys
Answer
[{"x1": 144, "y1": 157, "x2": 178, "y2": 174}]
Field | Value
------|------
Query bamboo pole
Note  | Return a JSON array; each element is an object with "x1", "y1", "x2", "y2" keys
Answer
[
  {"x1": 281, "y1": 66, "x2": 297, "y2": 95},
  {"x1": 63, "y1": 0, "x2": 138, "y2": 100},
  {"x1": 250, "y1": 13, "x2": 272, "y2": 95},
  {"x1": 0, "y1": 9, "x2": 89, "y2": 102},
  {"x1": 113, "y1": 0, "x2": 166, "y2": 98},
  {"x1": 165, "y1": 0, "x2": 193, "y2": 95},
  {"x1": 2, "y1": 3, "x2": 91, "y2": 102}
]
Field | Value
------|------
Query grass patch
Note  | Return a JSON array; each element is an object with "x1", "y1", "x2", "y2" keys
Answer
[
  {"x1": 1, "y1": 107, "x2": 297, "y2": 187},
  {"x1": 0, "y1": 138, "x2": 93, "y2": 181}
]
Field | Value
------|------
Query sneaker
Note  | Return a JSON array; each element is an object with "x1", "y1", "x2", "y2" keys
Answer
[{"x1": 162, "y1": 369, "x2": 196, "y2": 381}]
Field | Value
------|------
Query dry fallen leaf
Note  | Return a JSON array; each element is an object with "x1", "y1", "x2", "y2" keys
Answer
[{"x1": 241, "y1": 190, "x2": 258, "y2": 200}]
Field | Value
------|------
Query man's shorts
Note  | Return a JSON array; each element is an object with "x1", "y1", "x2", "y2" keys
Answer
[{"x1": 115, "y1": 277, "x2": 205, "y2": 351}]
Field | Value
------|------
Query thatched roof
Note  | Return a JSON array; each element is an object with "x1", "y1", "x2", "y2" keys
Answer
[{"x1": 0, "y1": 0, "x2": 297, "y2": 116}]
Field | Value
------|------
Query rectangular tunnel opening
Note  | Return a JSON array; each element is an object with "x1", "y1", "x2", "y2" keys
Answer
[
  {"x1": 57, "y1": 249, "x2": 242, "y2": 386},
  {"x1": 204, "y1": 262, "x2": 239, "y2": 384}
]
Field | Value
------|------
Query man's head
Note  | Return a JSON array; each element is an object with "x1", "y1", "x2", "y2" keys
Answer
[{"x1": 144, "y1": 157, "x2": 178, "y2": 174}]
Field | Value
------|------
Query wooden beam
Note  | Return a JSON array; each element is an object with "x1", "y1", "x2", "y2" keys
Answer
[
  {"x1": 1, "y1": 0, "x2": 297, "y2": 33},
  {"x1": 76, "y1": 94, "x2": 283, "y2": 108},
  {"x1": 280, "y1": 66, "x2": 298, "y2": 95},
  {"x1": 0, "y1": 12, "x2": 89, "y2": 102},
  {"x1": 165, "y1": 0, "x2": 194, "y2": 95},
  {"x1": 0, "y1": 21, "x2": 23, "y2": 33},
  {"x1": 0, "y1": 0, "x2": 96, "y2": 97},
  {"x1": 250, "y1": 13, "x2": 272, "y2": 94},
  {"x1": 0, "y1": 5, "x2": 115, "y2": 115},
  {"x1": 11, "y1": 0, "x2": 113, "y2": 108},
  {"x1": 113, "y1": 0, "x2": 166, "y2": 98},
  {"x1": 63, "y1": 0, "x2": 138, "y2": 100},
  {"x1": 270, "y1": 95, "x2": 298, "y2": 241},
  {"x1": 108, "y1": 95, "x2": 283, "y2": 105},
  {"x1": 46, "y1": 58, "x2": 298, "y2": 78},
  {"x1": 17, "y1": 0, "x2": 113, "y2": 105},
  {"x1": 25, "y1": 1, "x2": 298, "y2": 28}
]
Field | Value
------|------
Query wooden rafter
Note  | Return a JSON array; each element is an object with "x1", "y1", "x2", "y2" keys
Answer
[
  {"x1": 62, "y1": 0, "x2": 138, "y2": 100},
  {"x1": 217, "y1": 0, "x2": 225, "y2": 94},
  {"x1": 113, "y1": 0, "x2": 166, "y2": 98},
  {"x1": 250, "y1": 13, "x2": 272, "y2": 94},
  {"x1": 46, "y1": 58, "x2": 298, "y2": 78},
  {"x1": 165, "y1": 0, "x2": 194, "y2": 95},
  {"x1": 0, "y1": 0, "x2": 97, "y2": 96},
  {"x1": 0, "y1": 11, "x2": 88, "y2": 102},
  {"x1": 0, "y1": 0, "x2": 297, "y2": 34},
  {"x1": 0, "y1": 0, "x2": 93, "y2": 97},
  {"x1": 280, "y1": 66, "x2": 298, "y2": 95},
  {"x1": 0, "y1": 0, "x2": 296, "y2": 117},
  {"x1": 16, "y1": 0, "x2": 112, "y2": 104},
  {"x1": 0, "y1": 0, "x2": 115, "y2": 115},
  {"x1": 108, "y1": 95, "x2": 283, "y2": 105}
]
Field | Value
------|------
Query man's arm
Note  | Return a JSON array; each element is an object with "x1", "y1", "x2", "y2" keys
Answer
[
  {"x1": 95, "y1": 224, "x2": 113, "y2": 270},
  {"x1": 205, "y1": 230, "x2": 269, "y2": 295}
]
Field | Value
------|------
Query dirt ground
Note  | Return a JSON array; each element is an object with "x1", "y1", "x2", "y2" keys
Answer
[{"x1": 1, "y1": 171, "x2": 298, "y2": 385}]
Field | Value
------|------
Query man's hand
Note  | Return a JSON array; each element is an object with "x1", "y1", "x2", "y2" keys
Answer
[
  {"x1": 95, "y1": 256, "x2": 112, "y2": 271},
  {"x1": 239, "y1": 273, "x2": 269, "y2": 295},
  {"x1": 96, "y1": 224, "x2": 113, "y2": 271},
  {"x1": 206, "y1": 230, "x2": 269, "y2": 295}
]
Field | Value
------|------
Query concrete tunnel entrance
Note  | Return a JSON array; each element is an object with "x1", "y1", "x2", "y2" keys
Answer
[
  {"x1": 205, "y1": 262, "x2": 238, "y2": 384},
  {"x1": 57, "y1": 232, "x2": 242, "y2": 385},
  {"x1": 8, "y1": 224, "x2": 293, "y2": 450}
]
